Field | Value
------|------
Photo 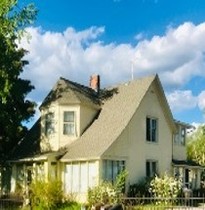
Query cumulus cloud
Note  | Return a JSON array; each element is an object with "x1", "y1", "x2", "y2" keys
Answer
[
  {"x1": 198, "y1": 91, "x2": 205, "y2": 111},
  {"x1": 19, "y1": 26, "x2": 136, "y2": 99},
  {"x1": 19, "y1": 22, "x2": 205, "y2": 120},
  {"x1": 166, "y1": 90, "x2": 198, "y2": 112},
  {"x1": 133, "y1": 22, "x2": 205, "y2": 87}
]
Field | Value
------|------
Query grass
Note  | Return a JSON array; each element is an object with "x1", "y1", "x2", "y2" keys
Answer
[{"x1": 18, "y1": 202, "x2": 81, "y2": 210}]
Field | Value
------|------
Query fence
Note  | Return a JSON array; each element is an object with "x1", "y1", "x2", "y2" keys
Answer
[
  {"x1": 122, "y1": 197, "x2": 205, "y2": 209},
  {"x1": 0, "y1": 197, "x2": 23, "y2": 210},
  {"x1": 0, "y1": 196, "x2": 205, "y2": 210}
]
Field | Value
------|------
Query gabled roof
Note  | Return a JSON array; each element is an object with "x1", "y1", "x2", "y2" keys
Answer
[
  {"x1": 40, "y1": 77, "x2": 100, "y2": 109},
  {"x1": 9, "y1": 118, "x2": 41, "y2": 160},
  {"x1": 61, "y1": 74, "x2": 175, "y2": 161},
  {"x1": 11, "y1": 74, "x2": 176, "y2": 162}
]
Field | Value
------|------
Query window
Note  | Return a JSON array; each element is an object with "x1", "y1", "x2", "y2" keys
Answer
[
  {"x1": 45, "y1": 112, "x2": 55, "y2": 136},
  {"x1": 63, "y1": 111, "x2": 75, "y2": 135},
  {"x1": 146, "y1": 117, "x2": 158, "y2": 142},
  {"x1": 174, "y1": 126, "x2": 186, "y2": 146},
  {"x1": 146, "y1": 160, "x2": 158, "y2": 177},
  {"x1": 103, "y1": 160, "x2": 125, "y2": 183},
  {"x1": 64, "y1": 161, "x2": 98, "y2": 194},
  {"x1": 181, "y1": 128, "x2": 185, "y2": 145}
]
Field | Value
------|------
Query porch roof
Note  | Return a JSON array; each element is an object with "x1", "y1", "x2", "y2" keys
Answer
[
  {"x1": 172, "y1": 159, "x2": 203, "y2": 169},
  {"x1": 8, "y1": 150, "x2": 66, "y2": 163}
]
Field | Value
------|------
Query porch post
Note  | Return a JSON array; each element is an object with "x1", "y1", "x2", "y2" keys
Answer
[
  {"x1": 196, "y1": 169, "x2": 201, "y2": 189},
  {"x1": 44, "y1": 161, "x2": 48, "y2": 181},
  {"x1": 10, "y1": 164, "x2": 16, "y2": 193},
  {"x1": 33, "y1": 162, "x2": 36, "y2": 181}
]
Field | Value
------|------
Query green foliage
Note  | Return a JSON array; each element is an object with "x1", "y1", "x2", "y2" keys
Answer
[
  {"x1": 87, "y1": 170, "x2": 128, "y2": 206},
  {"x1": 115, "y1": 169, "x2": 128, "y2": 194},
  {"x1": 128, "y1": 177, "x2": 152, "y2": 197},
  {"x1": 30, "y1": 180, "x2": 63, "y2": 210},
  {"x1": 149, "y1": 173, "x2": 182, "y2": 205},
  {"x1": 187, "y1": 125, "x2": 205, "y2": 166},
  {"x1": 0, "y1": 0, "x2": 37, "y2": 38},
  {"x1": 88, "y1": 181, "x2": 118, "y2": 206},
  {"x1": 0, "y1": 0, "x2": 37, "y2": 160}
]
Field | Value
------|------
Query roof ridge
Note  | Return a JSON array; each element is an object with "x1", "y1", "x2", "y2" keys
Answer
[{"x1": 59, "y1": 77, "x2": 100, "y2": 100}]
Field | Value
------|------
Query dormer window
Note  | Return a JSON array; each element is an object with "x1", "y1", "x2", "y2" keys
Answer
[
  {"x1": 45, "y1": 112, "x2": 55, "y2": 136},
  {"x1": 63, "y1": 111, "x2": 75, "y2": 136}
]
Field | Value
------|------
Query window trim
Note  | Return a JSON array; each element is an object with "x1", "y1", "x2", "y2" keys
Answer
[
  {"x1": 146, "y1": 117, "x2": 158, "y2": 142},
  {"x1": 102, "y1": 160, "x2": 125, "y2": 183},
  {"x1": 174, "y1": 126, "x2": 186, "y2": 146},
  {"x1": 146, "y1": 159, "x2": 158, "y2": 178},
  {"x1": 63, "y1": 111, "x2": 76, "y2": 136},
  {"x1": 45, "y1": 112, "x2": 55, "y2": 136}
]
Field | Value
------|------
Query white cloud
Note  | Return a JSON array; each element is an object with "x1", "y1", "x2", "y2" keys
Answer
[
  {"x1": 19, "y1": 22, "x2": 205, "y2": 108},
  {"x1": 133, "y1": 22, "x2": 205, "y2": 87},
  {"x1": 19, "y1": 26, "x2": 136, "y2": 99},
  {"x1": 166, "y1": 90, "x2": 198, "y2": 112},
  {"x1": 198, "y1": 91, "x2": 205, "y2": 111}
]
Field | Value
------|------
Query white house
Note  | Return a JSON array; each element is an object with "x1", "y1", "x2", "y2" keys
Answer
[{"x1": 6, "y1": 74, "x2": 202, "y2": 202}]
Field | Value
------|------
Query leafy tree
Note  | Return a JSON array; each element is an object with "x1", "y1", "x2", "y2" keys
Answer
[
  {"x1": 0, "y1": 0, "x2": 37, "y2": 159},
  {"x1": 187, "y1": 125, "x2": 205, "y2": 166}
]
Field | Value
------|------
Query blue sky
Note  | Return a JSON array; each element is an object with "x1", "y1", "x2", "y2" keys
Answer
[{"x1": 18, "y1": 0, "x2": 205, "y2": 127}]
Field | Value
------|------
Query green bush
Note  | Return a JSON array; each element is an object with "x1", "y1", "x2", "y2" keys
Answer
[
  {"x1": 87, "y1": 170, "x2": 128, "y2": 207},
  {"x1": 149, "y1": 173, "x2": 182, "y2": 205},
  {"x1": 29, "y1": 179, "x2": 63, "y2": 209},
  {"x1": 128, "y1": 177, "x2": 152, "y2": 197}
]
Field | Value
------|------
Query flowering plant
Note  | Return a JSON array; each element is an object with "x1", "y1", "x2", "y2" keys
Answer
[{"x1": 149, "y1": 172, "x2": 182, "y2": 205}]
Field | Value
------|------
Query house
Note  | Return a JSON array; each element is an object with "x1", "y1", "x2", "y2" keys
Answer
[{"x1": 4, "y1": 74, "x2": 202, "y2": 202}]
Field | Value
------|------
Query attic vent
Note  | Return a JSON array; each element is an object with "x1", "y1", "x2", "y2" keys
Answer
[{"x1": 90, "y1": 74, "x2": 100, "y2": 92}]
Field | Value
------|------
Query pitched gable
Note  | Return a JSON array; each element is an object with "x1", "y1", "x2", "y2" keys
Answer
[
  {"x1": 61, "y1": 75, "x2": 158, "y2": 161},
  {"x1": 40, "y1": 77, "x2": 100, "y2": 109}
]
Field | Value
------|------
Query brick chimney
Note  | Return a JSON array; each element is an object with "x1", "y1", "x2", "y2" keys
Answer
[{"x1": 90, "y1": 74, "x2": 100, "y2": 92}]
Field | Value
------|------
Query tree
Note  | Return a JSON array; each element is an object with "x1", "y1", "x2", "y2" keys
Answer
[
  {"x1": 187, "y1": 125, "x2": 205, "y2": 166},
  {"x1": 0, "y1": 0, "x2": 37, "y2": 159}
]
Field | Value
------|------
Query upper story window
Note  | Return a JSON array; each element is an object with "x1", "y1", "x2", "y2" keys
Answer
[
  {"x1": 174, "y1": 126, "x2": 186, "y2": 146},
  {"x1": 63, "y1": 111, "x2": 75, "y2": 136},
  {"x1": 146, "y1": 160, "x2": 158, "y2": 178},
  {"x1": 181, "y1": 128, "x2": 186, "y2": 145},
  {"x1": 45, "y1": 112, "x2": 55, "y2": 136},
  {"x1": 146, "y1": 117, "x2": 158, "y2": 142}
]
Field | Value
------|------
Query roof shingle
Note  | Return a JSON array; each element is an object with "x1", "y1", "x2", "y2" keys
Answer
[{"x1": 61, "y1": 75, "x2": 156, "y2": 161}]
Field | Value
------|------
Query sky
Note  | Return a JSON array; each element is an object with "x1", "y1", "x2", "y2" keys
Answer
[{"x1": 18, "y1": 0, "x2": 205, "y2": 127}]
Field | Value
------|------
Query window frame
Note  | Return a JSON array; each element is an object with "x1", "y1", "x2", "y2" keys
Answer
[
  {"x1": 146, "y1": 159, "x2": 158, "y2": 178},
  {"x1": 146, "y1": 117, "x2": 158, "y2": 142},
  {"x1": 45, "y1": 112, "x2": 55, "y2": 136},
  {"x1": 174, "y1": 126, "x2": 186, "y2": 146},
  {"x1": 102, "y1": 160, "x2": 125, "y2": 184},
  {"x1": 63, "y1": 111, "x2": 75, "y2": 136}
]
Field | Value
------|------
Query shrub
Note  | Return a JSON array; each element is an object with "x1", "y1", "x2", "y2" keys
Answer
[
  {"x1": 128, "y1": 177, "x2": 152, "y2": 197},
  {"x1": 149, "y1": 173, "x2": 182, "y2": 205},
  {"x1": 29, "y1": 179, "x2": 63, "y2": 209},
  {"x1": 87, "y1": 170, "x2": 128, "y2": 207}
]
